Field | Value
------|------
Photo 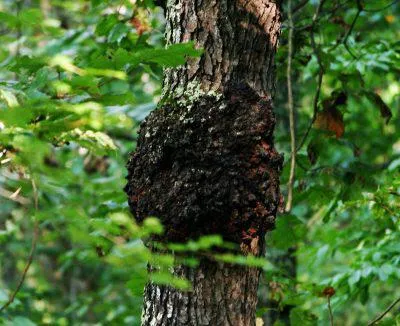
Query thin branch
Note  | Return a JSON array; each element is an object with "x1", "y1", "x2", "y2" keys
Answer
[
  {"x1": 341, "y1": 0, "x2": 363, "y2": 59},
  {"x1": 285, "y1": 0, "x2": 296, "y2": 212},
  {"x1": 0, "y1": 179, "x2": 40, "y2": 313},
  {"x1": 363, "y1": 0, "x2": 399, "y2": 12},
  {"x1": 328, "y1": 296, "x2": 334, "y2": 326},
  {"x1": 0, "y1": 187, "x2": 31, "y2": 205},
  {"x1": 368, "y1": 296, "x2": 400, "y2": 325},
  {"x1": 331, "y1": 0, "x2": 397, "y2": 58},
  {"x1": 296, "y1": 0, "x2": 326, "y2": 152},
  {"x1": 292, "y1": 0, "x2": 309, "y2": 15},
  {"x1": 342, "y1": 0, "x2": 363, "y2": 46}
]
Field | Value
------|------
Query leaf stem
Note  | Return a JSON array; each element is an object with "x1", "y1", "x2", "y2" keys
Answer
[{"x1": 328, "y1": 296, "x2": 334, "y2": 326}]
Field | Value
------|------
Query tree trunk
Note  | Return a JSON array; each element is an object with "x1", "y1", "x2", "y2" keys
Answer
[{"x1": 125, "y1": 1, "x2": 282, "y2": 325}]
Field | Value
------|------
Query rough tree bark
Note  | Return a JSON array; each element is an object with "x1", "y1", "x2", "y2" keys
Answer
[{"x1": 125, "y1": 0, "x2": 282, "y2": 325}]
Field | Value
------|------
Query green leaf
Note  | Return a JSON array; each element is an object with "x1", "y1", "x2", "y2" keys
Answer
[
  {"x1": 12, "y1": 135, "x2": 50, "y2": 169},
  {"x1": 58, "y1": 129, "x2": 117, "y2": 155},
  {"x1": 0, "y1": 106, "x2": 33, "y2": 127},
  {"x1": 290, "y1": 307, "x2": 318, "y2": 326},
  {"x1": 168, "y1": 235, "x2": 224, "y2": 252},
  {"x1": 0, "y1": 88, "x2": 19, "y2": 107},
  {"x1": 7, "y1": 317, "x2": 36, "y2": 326},
  {"x1": 19, "y1": 9, "x2": 44, "y2": 27},
  {"x1": 131, "y1": 42, "x2": 203, "y2": 67},
  {"x1": 359, "y1": 286, "x2": 369, "y2": 305},
  {"x1": 108, "y1": 23, "x2": 130, "y2": 44},
  {"x1": 348, "y1": 270, "x2": 361, "y2": 288},
  {"x1": 142, "y1": 217, "x2": 164, "y2": 236},
  {"x1": 214, "y1": 253, "x2": 275, "y2": 270},
  {"x1": 150, "y1": 272, "x2": 191, "y2": 290},
  {"x1": 269, "y1": 214, "x2": 306, "y2": 250},
  {"x1": 95, "y1": 14, "x2": 119, "y2": 36},
  {"x1": 0, "y1": 12, "x2": 19, "y2": 28}
]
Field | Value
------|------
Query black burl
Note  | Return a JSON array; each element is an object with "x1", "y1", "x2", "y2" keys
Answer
[{"x1": 125, "y1": 84, "x2": 283, "y2": 247}]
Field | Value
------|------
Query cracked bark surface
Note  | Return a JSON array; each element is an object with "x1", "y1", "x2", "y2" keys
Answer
[
  {"x1": 163, "y1": 0, "x2": 281, "y2": 99},
  {"x1": 125, "y1": 0, "x2": 282, "y2": 325}
]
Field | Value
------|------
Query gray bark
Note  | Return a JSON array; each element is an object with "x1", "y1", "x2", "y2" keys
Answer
[
  {"x1": 163, "y1": 0, "x2": 281, "y2": 99},
  {"x1": 142, "y1": 264, "x2": 261, "y2": 326}
]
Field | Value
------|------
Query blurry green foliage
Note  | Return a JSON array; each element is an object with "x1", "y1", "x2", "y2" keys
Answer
[
  {"x1": 0, "y1": 0, "x2": 202, "y2": 324},
  {"x1": 267, "y1": 0, "x2": 400, "y2": 324},
  {"x1": 0, "y1": 0, "x2": 399, "y2": 325}
]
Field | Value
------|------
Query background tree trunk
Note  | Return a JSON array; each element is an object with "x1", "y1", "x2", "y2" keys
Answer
[{"x1": 125, "y1": 1, "x2": 282, "y2": 325}]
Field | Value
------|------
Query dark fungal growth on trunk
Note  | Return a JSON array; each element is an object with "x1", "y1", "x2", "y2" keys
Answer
[
  {"x1": 125, "y1": 0, "x2": 283, "y2": 251},
  {"x1": 125, "y1": 82, "x2": 283, "y2": 246},
  {"x1": 125, "y1": 0, "x2": 282, "y2": 323}
]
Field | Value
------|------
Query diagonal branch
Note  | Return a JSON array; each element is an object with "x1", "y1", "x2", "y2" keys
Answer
[
  {"x1": 341, "y1": 0, "x2": 363, "y2": 59},
  {"x1": 292, "y1": 0, "x2": 309, "y2": 15},
  {"x1": 0, "y1": 179, "x2": 39, "y2": 313},
  {"x1": 368, "y1": 296, "x2": 400, "y2": 325},
  {"x1": 296, "y1": 0, "x2": 326, "y2": 152},
  {"x1": 363, "y1": 0, "x2": 399, "y2": 12}
]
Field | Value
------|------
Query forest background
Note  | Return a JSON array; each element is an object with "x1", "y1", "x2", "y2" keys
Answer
[{"x1": 0, "y1": 0, "x2": 399, "y2": 325}]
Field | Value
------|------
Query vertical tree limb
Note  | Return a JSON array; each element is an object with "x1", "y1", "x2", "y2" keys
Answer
[
  {"x1": 285, "y1": 0, "x2": 296, "y2": 212},
  {"x1": 296, "y1": 0, "x2": 326, "y2": 152}
]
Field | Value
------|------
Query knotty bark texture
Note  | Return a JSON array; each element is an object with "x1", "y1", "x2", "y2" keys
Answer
[{"x1": 125, "y1": 0, "x2": 282, "y2": 325}]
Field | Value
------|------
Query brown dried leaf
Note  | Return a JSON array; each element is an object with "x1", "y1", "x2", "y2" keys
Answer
[{"x1": 314, "y1": 107, "x2": 345, "y2": 138}]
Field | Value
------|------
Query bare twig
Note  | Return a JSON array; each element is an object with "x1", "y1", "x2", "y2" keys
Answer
[
  {"x1": 363, "y1": 0, "x2": 399, "y2": 12},
  {"x1": 292, "y1": 0, "x2": 309, "y2": 15},
  {"x1": 341, "y1": 0, "x2": 363, "y2": 59},
  {"x1": 285, "y1": 0, "x2": 296, "y2": 212},
  {"x1": 328, "y1": 296, "x2": 334, "y2": 326},
  {"x1": 0, "y1": 179, "x2": 40, "y2": 313},
  {"x1": 368, "y1": 296, "x2": 400, "y2": 325},
  {"x1": 296, "y1": 0, "x2": 326, "y2": 152},
  {"x1": 0, "y1": 187, "x2": 31, "y2": 205}
]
